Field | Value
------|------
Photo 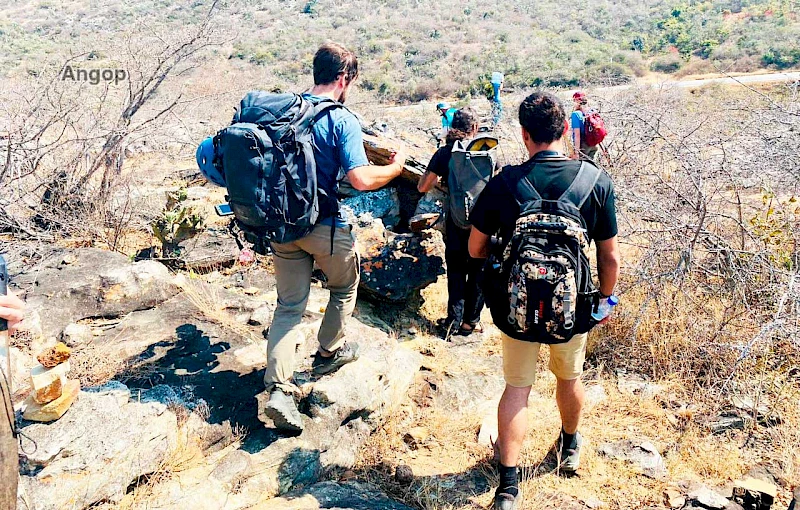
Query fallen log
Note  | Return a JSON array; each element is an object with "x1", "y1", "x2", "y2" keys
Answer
[{"x1": 362, "y1": 133, "x2": 430, "y2": 185}]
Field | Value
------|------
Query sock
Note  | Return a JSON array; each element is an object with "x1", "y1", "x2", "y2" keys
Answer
[
  {"x1": 498, "y1": 463, "x2": 519, "y2": 496},
  {"x1": 561, "y1": 428, "x2": 577, "y2": 449}
]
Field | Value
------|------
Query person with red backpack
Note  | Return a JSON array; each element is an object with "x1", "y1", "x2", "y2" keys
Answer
[{"x1": 570, "y1": 91, "x2": 607, "y2": 161}]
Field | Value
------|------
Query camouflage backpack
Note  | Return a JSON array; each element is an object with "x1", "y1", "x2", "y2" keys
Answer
[{"x1": 486, "y1": 160, "x2": 600, "y2": 344}]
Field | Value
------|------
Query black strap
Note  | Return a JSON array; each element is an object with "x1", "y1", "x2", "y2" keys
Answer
[
  {"x1": 502, "y1": 163, "x2": 542, "y2": 206},
  {"x1": 558, "y1": 161, "x2": 602, "y2": 209}
]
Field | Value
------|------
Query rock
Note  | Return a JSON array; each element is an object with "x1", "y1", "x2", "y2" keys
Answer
[
  {"x1": 12, "y1": 248, "x2": 180, "y2": 338},
  {"x1": 61, "y1": 322, "x2": 94, "y2": 347},
  {"x1": 732, "y1": 477, "x2": 777, "y2": 509},
  {"x1": 598, "y1": 439, "x2": 668, "y2": 479},
  {"x1": 413, "y1": 187, "x2": 448, "y2": 235},
  {"x1": 585, "y1": 384, "x2": 608, "y2": 407},
  {"x1": 790, "y1": 487, "x2": 799, "y2": 510},
  {"x1": 9, "y1": 347, "x2": 37, "y2": 396},
  {"x1": 342, "y1": 188, "x2": 402, "y2": 229},
  {"x1": 248, "y1": 317, "x2": 422, "y2": 497},
  {"x1": 243, "y1": 286, "x2": 260, "y2": 295},
  {"x1": 709, "y1": 414, "x2": 747, "y2": 434},
  {"x1": 18, "y1": 385, "x2": 178, "y2": 509},
  {"x1": 616, "y1": 371, "x2": 664, "y2": 398},
  {"x1": 176, "y1": 227, "x2": 240, "y2": 271},
  {"x1": 209, "y1": 450, "x2": 252, "y2": 485},
  {"x1": 84, "y1": 380, "x2": 131, "y2": 407},
  {"x1": 249, "y1": 304, "x2": 273, "y2": 327},
  {"x1": 356, "y1": 220, "x2": 445, "y2": 302},
  {"x1": 395, "y1": 464, "x2": 414, "y2": 485},
  {"x1": 30, "y1": 361, "x2": 70, "y2": 404},
  {"x1": 36, "y1": 342, "x2": 71, "y2": 368},
  {"x1": 583, "y1": 496, "x2": 607, "y2": 508},
  {"x1": 730, "y1": 394, "x2": 770, "y2": 419},
  {"x1": 687, "y1": 485, "x2": 729, "y2": 509},
  {"x1": 260, "y1": 480, "x2": 415, "y2": 510},
  {"x1": 22, "y1": 379, "x2": 79, "y2": 422},
  {"x1": 404, "y1": 426, "x2": 430, "y2": 446},
  {"x1": 664, "y1": 487, "x2": 686, "y2": 508}
]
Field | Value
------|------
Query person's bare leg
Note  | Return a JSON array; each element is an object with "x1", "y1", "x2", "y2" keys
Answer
[
  {"x1": 497, "y1": 384, "x2": 532, "y2": 467},
  {"x1": 555, "y1": 377, "x2": 584, "y2": 434}
]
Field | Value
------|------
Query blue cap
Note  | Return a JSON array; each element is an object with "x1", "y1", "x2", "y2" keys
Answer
[
  {"x1": 436, "y1": 102, "x2": 449, "y2": 110},
  {"x1": 195, "y1": 137, "x2": 225, "y2": 187},
  {"x1": 607, "y1": 295, "x2": 619, "y2": 306}
]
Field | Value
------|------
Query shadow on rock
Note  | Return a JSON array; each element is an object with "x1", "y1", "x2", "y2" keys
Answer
[
  {"x1": 122, "y1": 323, "x2": 281, "y2": 452},
  {"x1": 358, "y1": 459, "x2": 496, "y2": 510}
]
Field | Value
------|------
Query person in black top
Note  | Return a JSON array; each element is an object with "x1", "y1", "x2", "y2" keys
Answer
[
  {"x1": 468, "y1": 92, "x2": 620, "y2": 510},
  {"x1": 418, "y1": 108, "x2": 486, "y2": 338}
]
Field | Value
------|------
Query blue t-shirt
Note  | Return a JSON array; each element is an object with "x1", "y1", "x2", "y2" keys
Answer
[
  {"x1": 571, "y1": 110, "x2": 585, "y2": 145},
  {"x1": 303, "y1": 93, "x2": 370, "y2": 226},
  {"x1": 441, "y1": 107, "x2": 457, "y2": 129}
]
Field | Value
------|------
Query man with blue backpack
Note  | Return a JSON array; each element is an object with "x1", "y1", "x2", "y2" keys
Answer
[
  {"x1": 196, "y1": 42, "x2": 406, "y2": 432},
  {"x1": 468, "y1": 92, "x2": 619, "y2": 509}
]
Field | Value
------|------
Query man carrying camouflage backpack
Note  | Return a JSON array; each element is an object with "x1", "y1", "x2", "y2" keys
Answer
[{"x1": 468, "y1": 92, "x2": 620, "y2": 510}]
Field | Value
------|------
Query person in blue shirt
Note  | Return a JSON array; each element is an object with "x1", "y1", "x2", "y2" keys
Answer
[
  {"x1": 262, "y1": 43, "x2": 407, "y2": 432},
  {"x1": 437, "y1": 102, "x2": 457, "y2": 140},
  {"x1": 490, "y1": 72, "x2": 504, "y2": 127},
  {"x1": 570, "y1": 91, "x2": 598, "y2": 161}
]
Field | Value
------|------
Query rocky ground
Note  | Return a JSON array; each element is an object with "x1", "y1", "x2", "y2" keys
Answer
[
  {"x1": 7, "y1": 244, "x2": 796, "y2": 510},
  {"x1": 4, "y1": 127, "x2": 798, "y2": 509}
]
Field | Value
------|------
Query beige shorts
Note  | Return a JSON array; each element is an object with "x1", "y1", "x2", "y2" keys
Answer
[{"x1": 502, "y1": 331, "x2": 589, "y2": 387}]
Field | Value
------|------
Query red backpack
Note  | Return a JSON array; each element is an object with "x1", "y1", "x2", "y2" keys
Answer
[{"x1": 583, "y1": 111, "x2": 607, "y2": 147}]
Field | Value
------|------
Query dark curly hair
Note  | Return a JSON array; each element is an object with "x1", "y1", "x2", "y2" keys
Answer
[
  {"x1": 518, "y1": 91, "x2": 566, "y2": 144},
  {"x1": 446, "y1": 107, "x2": 479, "y2": 143}
]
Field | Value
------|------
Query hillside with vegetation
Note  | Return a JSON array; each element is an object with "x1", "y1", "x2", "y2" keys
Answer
[{"x1": 1, "y1": 0, "x2": 799, "y2": 103}]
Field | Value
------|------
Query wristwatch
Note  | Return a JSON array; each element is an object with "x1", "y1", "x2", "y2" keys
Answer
[{"x1": 599, "y1": 290, "x2": 613, "y2": 299}]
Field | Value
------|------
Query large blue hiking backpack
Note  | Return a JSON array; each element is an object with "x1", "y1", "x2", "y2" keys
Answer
[{"x1": 209, "y1": 92, "x2": 345, "y2": 244}]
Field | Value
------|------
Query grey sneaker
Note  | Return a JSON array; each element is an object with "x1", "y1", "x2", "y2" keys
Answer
[
  {"x1": 493, "y1": 487, "x2": 523, "y2": 510},
  {"x1": 312, "y1": 341, "x2": 360, "y2": 375},
  {"x1": 264, "y1": 389, "x2": 304, "y2": 432},
  {"x1": 557, "y1": 430, "x2": 583, "y2": 473}
]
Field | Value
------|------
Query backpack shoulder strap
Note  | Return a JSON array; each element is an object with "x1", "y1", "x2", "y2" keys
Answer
[
  {"x1": 558, "y1": 161, "x2": 602, "y2": 209},
  {"x1": 501, "y1": 164, "x2": 543, "y2": 207}
]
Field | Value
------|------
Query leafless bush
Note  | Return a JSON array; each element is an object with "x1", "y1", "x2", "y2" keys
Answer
[
  {"x1": 592, "y1": 81, "x2": 800, "y2": 397},
  {"x1": 0, "y1": 1, "x2": 223, "y2": 245}
]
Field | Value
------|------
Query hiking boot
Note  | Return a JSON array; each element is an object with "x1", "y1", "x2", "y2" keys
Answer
[
  {"x1": 263, "y1": 389, "x2": 304, "y2": 433},
  {"x1": 493, "y1": 487, "x2": 523, "y2": 510},
  {"x1": 557, "y1": 430, "x2": 583, "y2": 473},
  {"x1": 312, "y1": 341, "x2": 360, "y2": 376}
]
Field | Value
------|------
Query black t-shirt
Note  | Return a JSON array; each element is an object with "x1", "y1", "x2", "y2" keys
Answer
[
  {"x1": 470, "y1": 155, "x2": 618, "y2": 244},
  {"x1": 427, "y1": 142, "x2": 455, "y2": 186}
]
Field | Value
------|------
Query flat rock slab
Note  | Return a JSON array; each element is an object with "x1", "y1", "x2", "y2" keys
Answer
[
  {"x1": 259, "y1": 481, "x2": 414, "y2": 510},
  {"x1": 17, "y1": 387, "x2": 178, "y2": 510},
  {"x1": 13, "y1": 248, "x2": 179, "y2": 338},
  {"x1": 598, "y1": 439, "x2": 668, "y2": 480}
]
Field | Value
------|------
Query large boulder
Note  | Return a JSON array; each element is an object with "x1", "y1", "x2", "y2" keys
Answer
[
  {"x1": 12, "y1": 248, "x2": 180, "y2": 338},
  {"x1": 176, "y1": 226, "x2": 241, "y2": 271},
  {"x1": 341, "y1": 188, "x2": 401, "y2": 230},
  {"x1": 248, "y1": 317, "x2": 423, "y2": 497},
  {"x1": 17, "y1": 385, "x2": 179, "y2": 510},
  {"x1": 354, "y1": 218, "x2": 444, "y2": 302}
]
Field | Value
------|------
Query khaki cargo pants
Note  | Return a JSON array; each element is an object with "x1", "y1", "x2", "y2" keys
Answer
[{"x1": 264, "y1": 224, "x2": 359, "y2": 393}]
